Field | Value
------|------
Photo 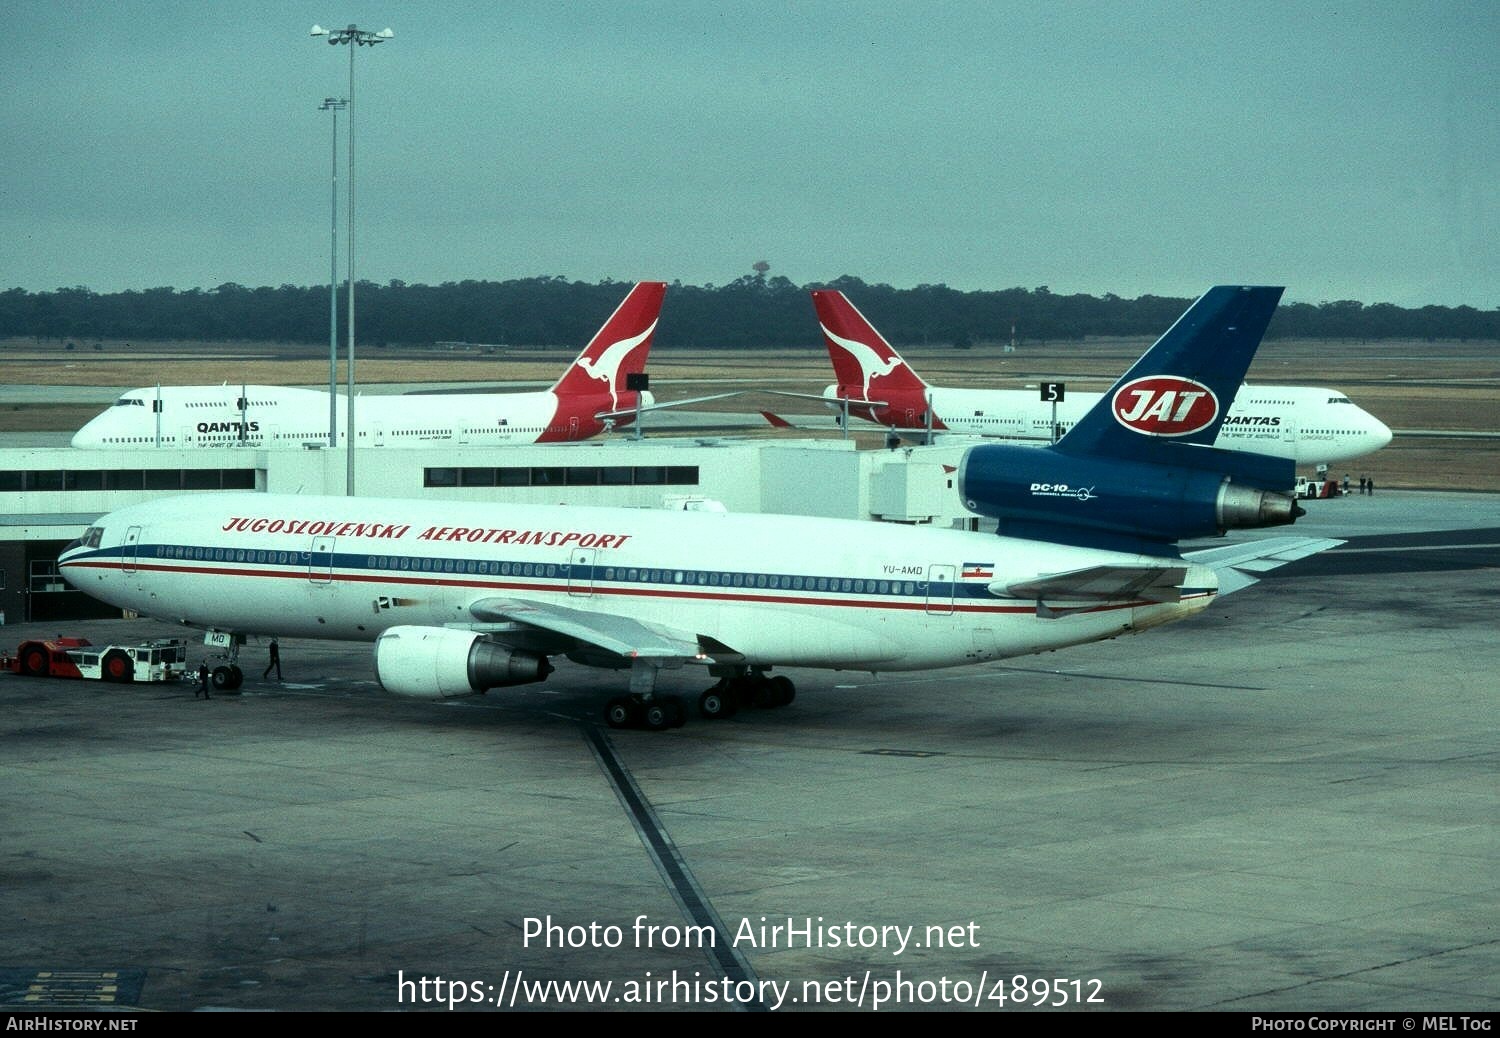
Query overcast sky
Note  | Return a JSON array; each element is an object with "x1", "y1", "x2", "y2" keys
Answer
[{"x1": 3, "y1": 1, "x2": 1496, "y2": 307}]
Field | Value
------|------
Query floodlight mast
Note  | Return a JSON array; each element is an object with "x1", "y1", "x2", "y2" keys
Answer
[
  {"x1": 309, "y1": 24, "x2": 393, "y2": 495},
  {"x1": 318, "y1": 97, "x2": 347, "y2": 450}
]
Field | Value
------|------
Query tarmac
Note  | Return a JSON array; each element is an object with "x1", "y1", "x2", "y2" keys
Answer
[{"x1": 2, "y1": 490, "x2": 1497, "y2": 1012}]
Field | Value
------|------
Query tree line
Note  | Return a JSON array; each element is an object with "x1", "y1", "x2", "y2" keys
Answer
[{"x1": 2, "y1": 275, "x2": 1495, "y2": 349}]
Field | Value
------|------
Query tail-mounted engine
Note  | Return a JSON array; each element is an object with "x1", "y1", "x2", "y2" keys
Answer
[
  {"x1": 374, "y1": 625, "x2": 552, "y2": 698},
  {"x1": 957, "y1": 443, "x2": 1303, "y2": 546}
]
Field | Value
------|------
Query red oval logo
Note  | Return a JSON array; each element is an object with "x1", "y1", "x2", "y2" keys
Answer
[{"x1": 1111, "y1": 376, "x2": 1220, "y2": 437}]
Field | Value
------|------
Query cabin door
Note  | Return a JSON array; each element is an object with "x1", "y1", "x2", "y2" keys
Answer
[
  {"x1": 308, "y1": 536, "x2": 335, "y2": 585},
  {"x1": 122, "y1": 526, "x2": 142, "y2": 575},
  {"x1": 924, "y1": 563, "x2": 955, "y2": 615},
  {"x1": 568, "y1": 547, "x2": 599, "y2": 598}
]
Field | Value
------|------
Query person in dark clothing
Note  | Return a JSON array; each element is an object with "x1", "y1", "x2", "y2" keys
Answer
[
  {"x1": 197, "y1": 662, "x2": 211, "y2": 699},
  {"x1": 263, "y1": 639, "x2": 282, "y2": 681},
  {"x1": 1366, "y1": 476, "x2": 1374, "y2": 496}
]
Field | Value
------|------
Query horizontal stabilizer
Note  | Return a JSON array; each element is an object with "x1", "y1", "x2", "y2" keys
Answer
[
  {"x1": 468, "y1": 597, "x2": 703, "y2": 660},
  {"x1": 1184, "y1": 537, "x2": 1344, "y2": 595},
  {"x1": 998, "y1": 564, "x2": 1189, "y2": 605}
]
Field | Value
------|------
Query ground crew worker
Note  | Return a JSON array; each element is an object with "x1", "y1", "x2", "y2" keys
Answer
[
  {"x1": 197, "y1": 662, "x2": 211, "y2": 699},
  {"x1": 263, "y1": 638, "x2": 282, "y2": 681}
]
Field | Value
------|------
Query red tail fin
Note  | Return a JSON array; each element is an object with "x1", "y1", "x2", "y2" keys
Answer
[
  {"x1": 810, "y1": 290, "x2": 927, "y2": 395},
  {"x1": 551, "y1": 282, "x2": 667, "y2": 398}
]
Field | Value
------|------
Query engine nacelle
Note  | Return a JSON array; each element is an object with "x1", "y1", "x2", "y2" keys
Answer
[
  {"x1": 374, "y1": 625, "x2": 551, "y2": 698},
  {"x1": 957, "y1": 444, "x2": 1302, "y2": 543}
]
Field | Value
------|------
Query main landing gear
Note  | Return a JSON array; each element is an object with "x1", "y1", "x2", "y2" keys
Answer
[
  {"x1": 698, "y1": 670, "x2": 796, "y2": 720},
  {"x1": 604, "y1": 694, "x2": 687, "y2": 731},
  {"x1": 599, "y1": 664, "x2": 796, "y2": 732},
  {"x1": 602, "y1": 657, "x2": 688, "y2": 731}
]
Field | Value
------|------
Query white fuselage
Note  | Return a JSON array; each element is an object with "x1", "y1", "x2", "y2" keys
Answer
[
  {"x1": 829, "y1": 383, "x2": 1391, "y2": 466},
  {"x1": 69, "y1": 384, "x2": 655, "y2": 450},
  {"x1": 60, "y1": 493, "x2": 1216, "y2": 674}
]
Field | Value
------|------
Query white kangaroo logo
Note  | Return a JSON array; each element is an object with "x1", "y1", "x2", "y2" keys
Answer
[
  {"x1": 822, "y1": 323, "x2": 904, "y2": 399},
  {"x1": 573, "y1": 319, "x2": 657, "y2": 412}
]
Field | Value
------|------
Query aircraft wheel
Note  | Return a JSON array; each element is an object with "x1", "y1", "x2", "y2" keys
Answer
[
  {"x1": 768, "y1": 675, "x2": 796, "y2": 707},
  {"x1": 102, "y1": 650, "x2": 134, "y2": 683},
  {"x1": 730, "y1": 677, "x2": 757, "y2": 708},
  {"x1": 604, "y1": 696, "x2": 639, "y2": 730},
  {"x1": 665, "y1": 696, "x2": 687, "y2": 728},
  {"x1": 20, "y1": 647, "x2": 49, "y2": 677},
  {"x1": 699, "y1": 687, "x2": 738, "y2": 720},
  {"x1": 750, "y1": 679, "x2": 780, "y2": 709},
  {"x1": 211, "y1": 665, "x2": 235, "y2": 691},
  {"x1": 227, "y1": 665, "x2": 244, "y2": 690},
  {"x1": 642, "y1": 701, "x2": 676, "y2": 732}
]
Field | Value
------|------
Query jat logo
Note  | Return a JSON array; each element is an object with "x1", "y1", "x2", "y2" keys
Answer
[{"x1": 1111, "y1": 376, "x2": 1219, "y2": 437}]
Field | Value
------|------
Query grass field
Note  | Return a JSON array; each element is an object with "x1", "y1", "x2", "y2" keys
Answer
[{"x1": 4, "y1": 336, "x2": 1496, "y2": 491}]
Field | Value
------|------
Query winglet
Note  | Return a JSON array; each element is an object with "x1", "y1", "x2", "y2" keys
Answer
[{"x1": 551, "y1": 281, "x2": 668, "y2": 397}]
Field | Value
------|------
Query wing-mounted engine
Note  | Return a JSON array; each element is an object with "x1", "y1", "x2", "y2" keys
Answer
[
  {"x1": 374, "y1": 625, "x2": 551, "y2": 698},
  {"x1": 957, "y1": 442, "x2": 1303, "y2": 548}
]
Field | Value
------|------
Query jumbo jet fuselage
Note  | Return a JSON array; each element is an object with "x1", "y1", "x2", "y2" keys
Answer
[
  {"x1": 70, "y1": 280, "x2": 667, "y2": 451},
  {"x1": 72, "y1": 383, "x2": 657, "y2": 450},
  {"x1": 809, "y1": 288, "x2": 1391, "y2": 466},
  {"x1": 59, "y1": 493, "x2": 1216, "y2": 673},
  {"x1": 826, "y1": 383, "x2": 1391, "y2": 465}
]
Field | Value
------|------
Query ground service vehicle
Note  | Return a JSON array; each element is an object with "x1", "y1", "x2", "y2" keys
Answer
[{"x1": 5, "y1": 638, "x2": 188, "y2": 684}]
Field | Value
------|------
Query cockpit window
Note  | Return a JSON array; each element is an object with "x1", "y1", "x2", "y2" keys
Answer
[
  {"x1": 114, "y1": 398, "x2": 147, "y2": 407},
  {"x1": 1328, "y1": 397, "x2": 1352, "y2": 404},
  {"x1": 82, "y1": 526, "x2": 104, "y2": 548}
]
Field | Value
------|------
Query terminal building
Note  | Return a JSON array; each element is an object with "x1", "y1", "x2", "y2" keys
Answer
[{"x1": 0, "y1": 438, "x2": 979, "y2": 624}]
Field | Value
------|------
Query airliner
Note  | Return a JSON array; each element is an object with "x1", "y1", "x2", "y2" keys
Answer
[
  {"x1": 59, "y1": 286, "x2": 1339, "y2": 730},
  {"x1": 799, "y1": 290, "x2": 1392, "y2": 466},
  {"x1": 70, "y1": 282, "x2": 677, "y2": 450}
]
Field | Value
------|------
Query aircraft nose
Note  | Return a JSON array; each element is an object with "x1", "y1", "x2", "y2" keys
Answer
[{"x1": 1368, "y1": 413, "x2": 1393, "y2": 449}]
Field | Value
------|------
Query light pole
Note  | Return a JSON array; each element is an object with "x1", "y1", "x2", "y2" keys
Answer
[
  {"x1": 318, "y1": 97, "x2": 347, "y2": 450},
  {"x1": 310, "y1": 23, "x2": 393, "y2": 495}
]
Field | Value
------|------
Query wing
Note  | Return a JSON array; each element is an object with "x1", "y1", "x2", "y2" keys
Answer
[
  {"x1": 466, "y1": 596, "x2": 710, "y2": 663},
  {"x1": 1184, "y1": 536, "x2": 1345, "y2": 595},
  {"x1": 761, "y1": 389, "x2": 890, "y2": 406},
  {"x1": 594, "y1": 391, "x2": 748, "y2": 423}
]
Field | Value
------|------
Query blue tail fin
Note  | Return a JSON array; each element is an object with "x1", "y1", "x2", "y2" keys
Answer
[{"x1": 1054, "y1": 286, "x2": 1283, "y2": 460}]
